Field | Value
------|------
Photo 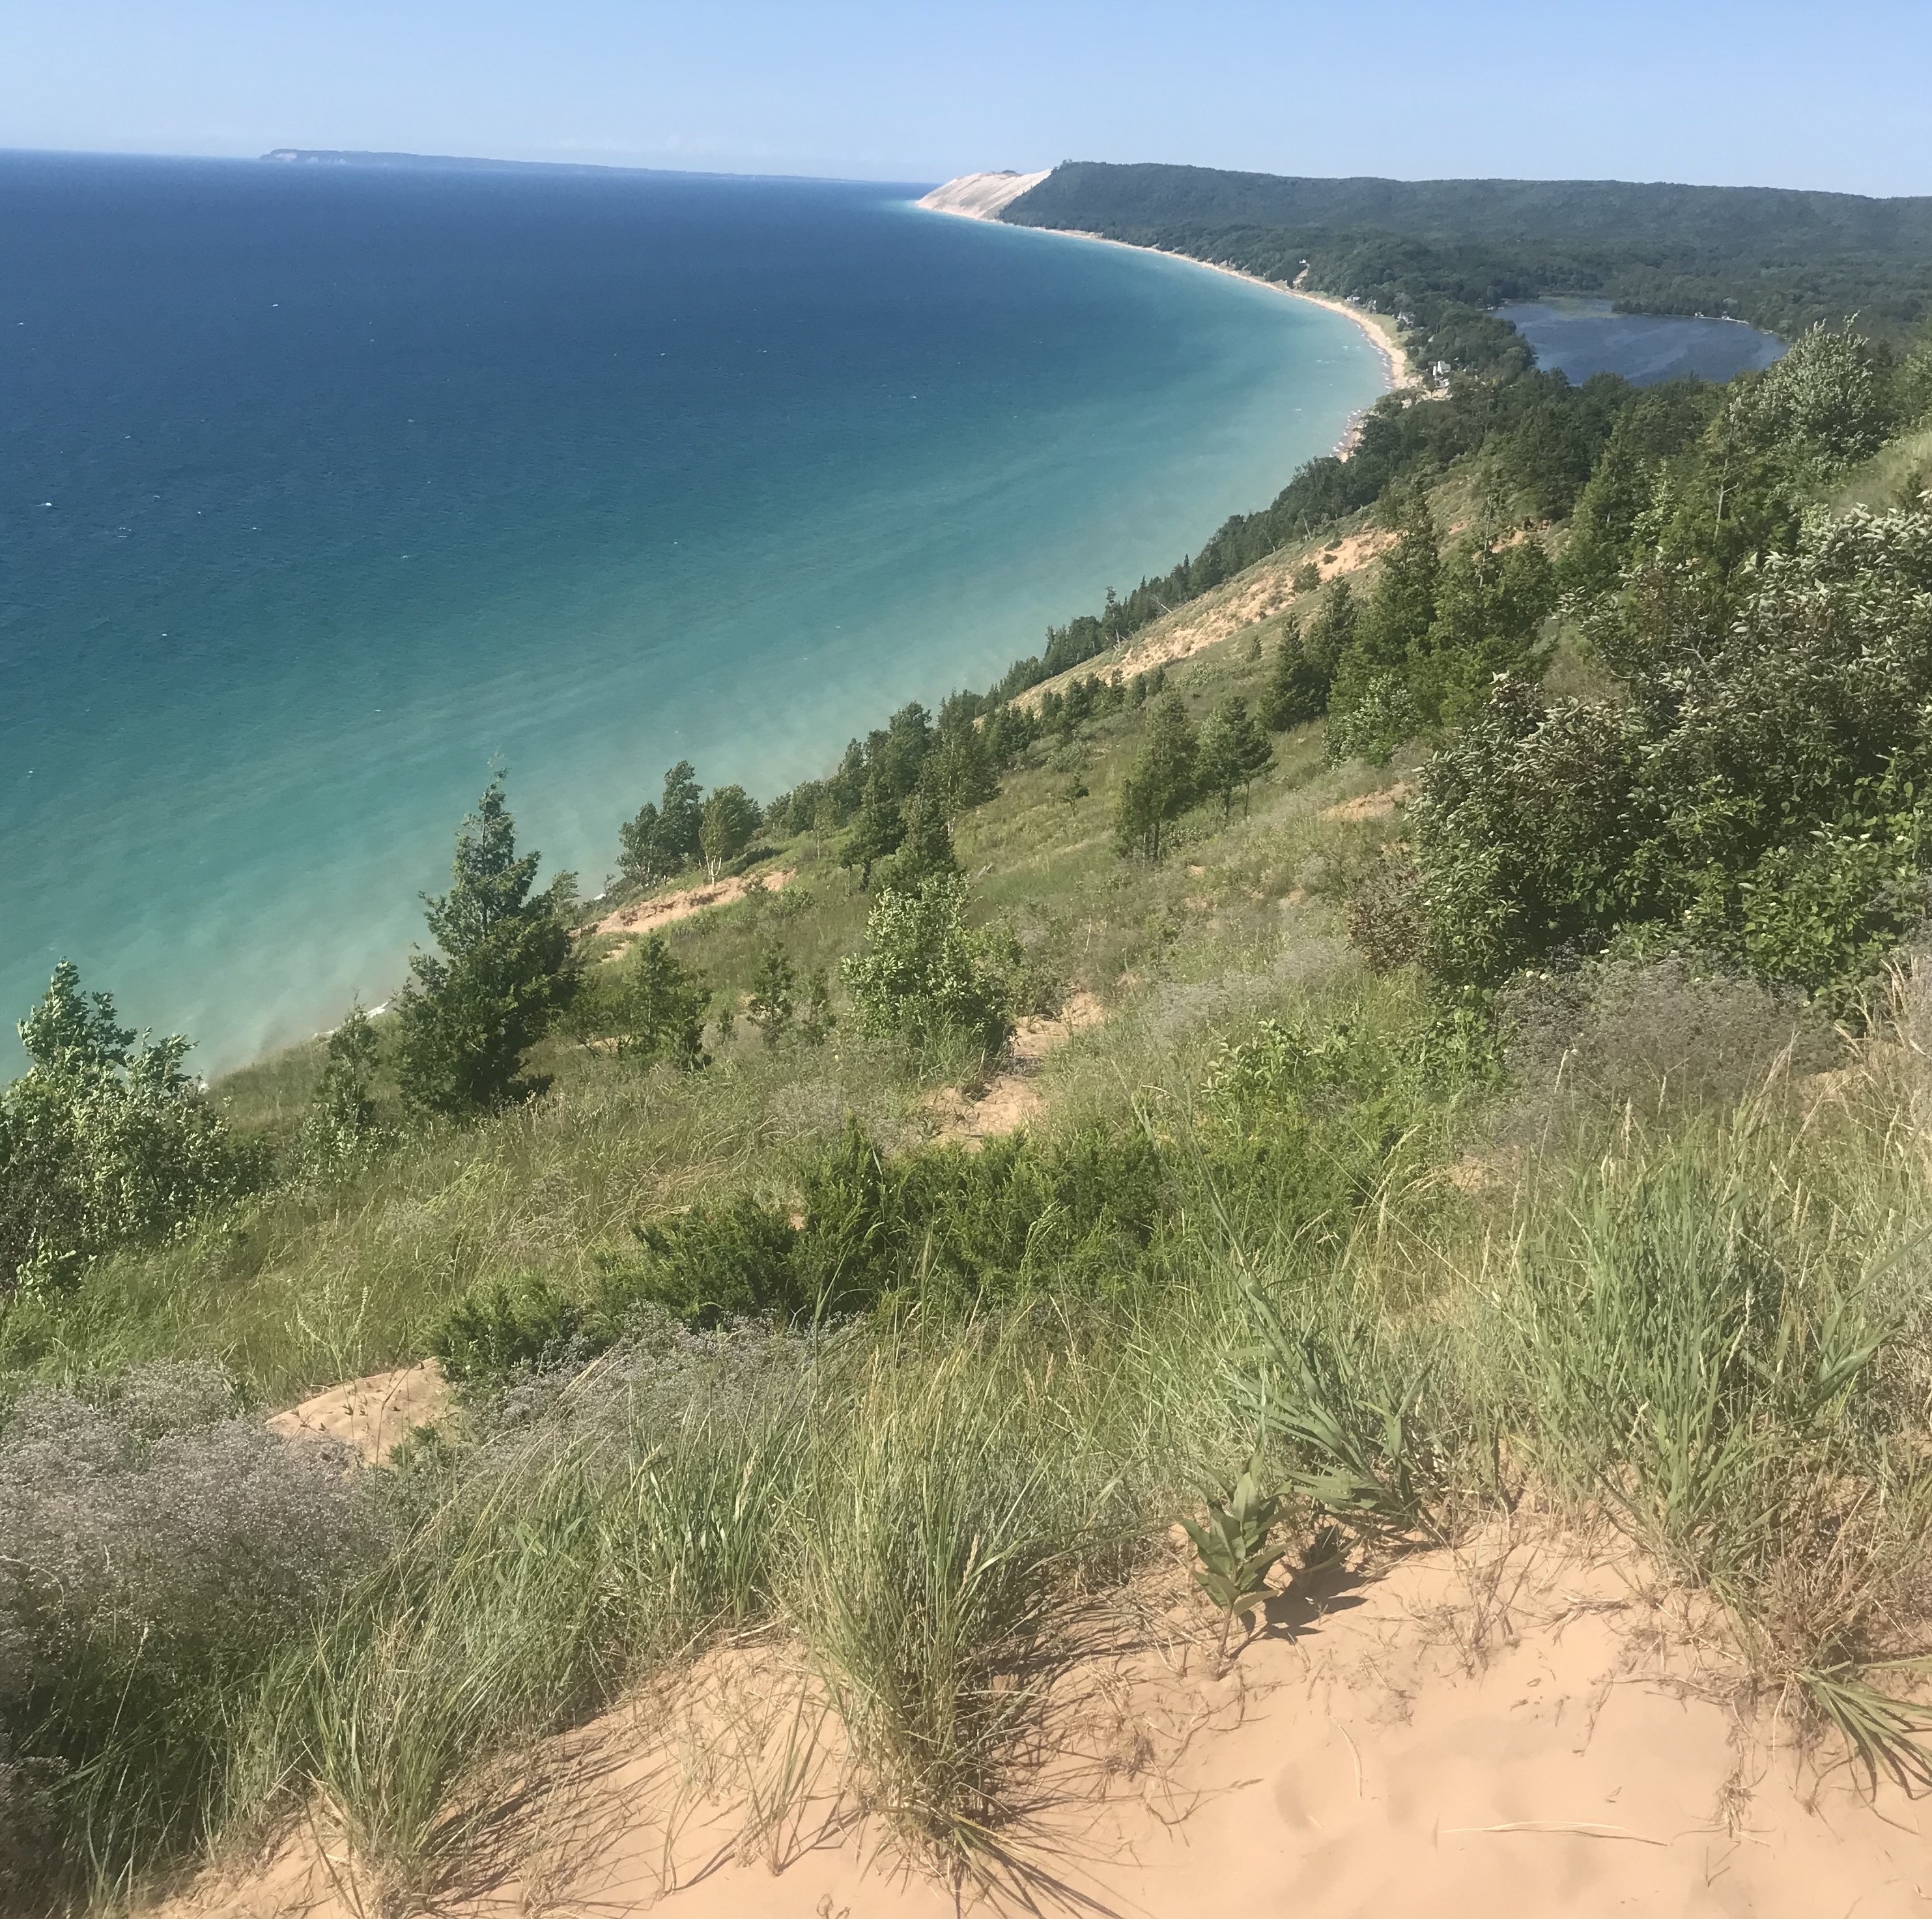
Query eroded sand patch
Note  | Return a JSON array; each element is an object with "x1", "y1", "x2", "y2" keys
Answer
[
  {"x1": 926, "y1": 989, "x2": 1104, "y2": 1144},
  {"x1": 591, "y1": 870, "x2": 793, "y2": 961},
  {"x1": 266, "y1": 1361, "x2": 448, "y2": 1465},
  {"x1": 1016, "y1": 527, "x2": 1395, "y2": 709},
  {"x1": 169, "y1": 1530, "x2": 1932, "y2": 1919},
  {"x1": 1322, "y1": 780, "x2": 1413, "y2": 823}
]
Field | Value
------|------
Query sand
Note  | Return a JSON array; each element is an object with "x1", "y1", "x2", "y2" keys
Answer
[
  {"x1": 915, "y1": 169, "x2": 1051, "y2": 220},
  {"x1": 1013, "y1": 523, "x2": 1394, "y2": 711},
  {"x1": 590, "y1": 869, "x2": 795, "y2": 960},
  {"x1": 924, "y1": 989, "x2": 1104, "y2": 1144},
  {"x1": 265, "y1": 1361, "x2": 449, "y2": 1464},
  {"x1": 166, "y1": 1528, "x2": 1932, "y2": 1918}
]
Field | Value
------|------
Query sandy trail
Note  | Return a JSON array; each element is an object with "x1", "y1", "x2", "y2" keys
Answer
[
  {"x1": 926, "y1": 989, "x2": 1104, "y2": 1143},
  {"x1": 171, "y1": 1529, "x2": 1932, "y2": 1918},
  {"x1": 590, "y1": 870, "x2": 794, "y2": 961}
]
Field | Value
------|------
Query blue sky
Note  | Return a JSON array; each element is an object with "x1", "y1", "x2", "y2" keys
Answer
[{"x1": 3, "y1": 0, "x2": 1927, "y2": 197}]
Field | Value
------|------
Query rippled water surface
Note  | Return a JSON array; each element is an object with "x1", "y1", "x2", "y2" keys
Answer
[{"x1": 1, "y1": 155, "x2": 1384, "y2": 1073}]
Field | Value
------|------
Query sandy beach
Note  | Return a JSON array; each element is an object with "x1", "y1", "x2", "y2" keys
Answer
[{"x1": 916, "y1": 171, "x2": 1414, "y2": 438}]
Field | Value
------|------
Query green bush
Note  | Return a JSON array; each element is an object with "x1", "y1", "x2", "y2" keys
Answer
[
  {"x1": 0, "y1": 964, "x2": 264, "y2": 1298},
  {"x1": 840, "y1": 875, "x2": 1019, "y2": 1058},
  {"x1": 1407, "y1": 504, "x2": 1932, "y2": 1006}
]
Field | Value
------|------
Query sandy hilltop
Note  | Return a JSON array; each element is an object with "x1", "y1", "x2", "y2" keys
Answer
[{"x1": 917, "y1": 170, "x2": 1412, "y2": 395}]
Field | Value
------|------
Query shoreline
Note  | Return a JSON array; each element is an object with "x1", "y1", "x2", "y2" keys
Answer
[{"x1": 916, "y1": 177, "x2": 1410, "y2": 454}]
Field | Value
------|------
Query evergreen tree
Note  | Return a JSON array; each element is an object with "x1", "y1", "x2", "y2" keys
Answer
[
  {"x1": 840, "y1": 775, "x2": 905, "y2": 888},
  {"x1": 1116, "y1": 692, "x2": 1199, "y2": 860},
  {"x1": 746, "y1": 943, "x2": 797, "y2": 1047},
  {"x1": 874, "y1": 787, "x2": 960, "y2": 893},
  {"x1": 395, "y1": 776, "x2": 580, "y2": 1118},
  {"x1": 1346, "y1": 484, "x2": 1440, "y2": 686},
  {"x1": 1199, "y1": 697, "x2": 1272, "y2": 820},
  {"x1": 1259, "y1": 616, "x2": 1332, "y2": 730},
  {"x1": 699, "y1": 784, "x2": 760, "y2": 879},
  {"x1": 796, "y1": 967, "x2": 836, "y2": 1045},
  {"x1": 618, "y1": 933, "x2": 710, "y2": 1068}
]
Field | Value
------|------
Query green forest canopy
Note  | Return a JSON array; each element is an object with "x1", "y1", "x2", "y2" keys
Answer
[{"x1": 1002, "y1": 162, "x2": 1932, "y2": 339}]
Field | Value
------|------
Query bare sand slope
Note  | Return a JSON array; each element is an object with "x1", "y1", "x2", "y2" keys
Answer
[
  {"x1": 174, "y1": 1533, "x2": 1932, "y2": 1918},
  {"x1": 916, "y1": 171, "x2": 1051, "y2": 220},
  {"x1": 1014, "y1": 524, "x2": 1395, "y2": 711},
  {"x1": 590, "y1": 870, "x2": 794, "y2": 961}
]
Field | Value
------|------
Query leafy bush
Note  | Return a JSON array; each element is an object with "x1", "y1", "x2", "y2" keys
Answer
[
  {"x1": 0, "y1": 964, "x2": 264, "y2": 1298},
  {"x1": 431, "y1": 1120, "x2": 1168, "y2": 1381},
  {"x1": 1407, "y1": 505, "x2": 1932, "y2": 1006},
  {"x1": 840, "y1": 874, "x2": 1019, "y2": 1057},
  {"x1": 297, "y1": 1004, "x2": 388, "y2": 1177}
]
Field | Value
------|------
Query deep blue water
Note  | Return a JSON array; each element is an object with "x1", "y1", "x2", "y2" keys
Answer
[
  {"x1": 0, "y1": 154, "x2": 1383, "y2": 1076},
  {"x1": 1496, "y1": 298, "x2": 1786, "y2": 386}
]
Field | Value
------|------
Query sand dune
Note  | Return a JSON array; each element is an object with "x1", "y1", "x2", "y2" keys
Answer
[
  {"x1": 165, "y1": 1529, "x2": 1932, "y2": 1918},
  {"x1": 916, "y1": 170, "x2": 1051, "y2": 220}
]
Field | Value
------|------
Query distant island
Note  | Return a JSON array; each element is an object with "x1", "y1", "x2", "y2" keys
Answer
[{"x1": 261, "y1": 147, "x2": 636, "y2": 173}]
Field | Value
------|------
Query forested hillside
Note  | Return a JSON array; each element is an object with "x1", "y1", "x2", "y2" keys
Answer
[{"x1": 1003, "y1": 160, "x2": 1932, "y2": 339}]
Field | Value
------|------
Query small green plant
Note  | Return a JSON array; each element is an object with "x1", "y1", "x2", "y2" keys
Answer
[
  {"x1": 1181, "y1": 1457, "x2": 1285, "y2": 1673},
  {"x1": 617, "y1": 932, "x2": 710, "y2": 1068},
  {"x1": 747, "y1": 942, "x2": 797, "y2": 1047}
]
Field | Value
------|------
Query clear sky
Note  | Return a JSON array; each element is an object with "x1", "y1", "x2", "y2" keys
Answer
[{"x1": 3, "y1": 0, "x2": 1928, "y2": 198}]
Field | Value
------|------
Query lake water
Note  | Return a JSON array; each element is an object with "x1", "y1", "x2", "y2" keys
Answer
[
  {"x1": 0, "y1": 155, "x2": 1384, "y2": 1076},
  {"x1": 1497, "y1": 297, "x2": 1786, "y2": 385}
]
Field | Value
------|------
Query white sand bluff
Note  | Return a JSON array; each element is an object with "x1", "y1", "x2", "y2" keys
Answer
[{"x1": 916, "y1": 170, "x2": 1050, "y2": 219}]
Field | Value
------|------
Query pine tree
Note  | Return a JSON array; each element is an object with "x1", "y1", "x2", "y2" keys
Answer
[
  {"x1": 747, "y1": 943, "x2": 797, "y2": 1047},
  {"x1": 1260, "y1": 616, "x2": 1333, "y2": 730},
  {"x1": 618, "y1": 932, "x2": 709, "y2": 1068},
  {"x1": 1199, "y1": 694, "x2": 1273, "y2": 817},
  {"x1": 840, "y1": 775, "x2": 905, "y2": 888},
  {"x1": 875, "y1": 787, "x2": 959, "y2": 892},
  {"x1": 1116, "y1": 692, "x2": 1199, "y2": 860},
  {"x1": 395, "y1": 775, "x2": 580, "y2": 1118}
]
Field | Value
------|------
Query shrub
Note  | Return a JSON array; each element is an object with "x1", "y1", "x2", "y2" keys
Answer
[
  {"x1": 0, "y1": 963, "x2": 264, "y2": 1298},
  {"x1": 297, "y1": 1003, "x2": 388, "y2": 1177},
  {"x1": 840, "y1": 875, "x2": 1018, "y2": 1057},
  {"x1": 0, "y1": 1365, "x2": 378, "y2": 1904},
  {"x1": 1406, "y1": 504, "x2": 1932, "y2": 1006}
]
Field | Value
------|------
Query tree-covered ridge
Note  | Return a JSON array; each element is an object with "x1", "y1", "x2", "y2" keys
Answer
[{"x1": 1003, "y1": 162, "x2": 1932, "y2": 339}]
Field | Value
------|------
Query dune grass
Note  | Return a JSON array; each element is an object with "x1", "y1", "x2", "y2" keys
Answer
[{"x1": 12, "y1": 590, "x2": 1932, "y2": 1909}]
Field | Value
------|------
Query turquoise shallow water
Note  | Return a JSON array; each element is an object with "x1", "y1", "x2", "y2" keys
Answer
[{"x1": 0, "y1": 155, "x2": 1384, "y2": 1076}]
